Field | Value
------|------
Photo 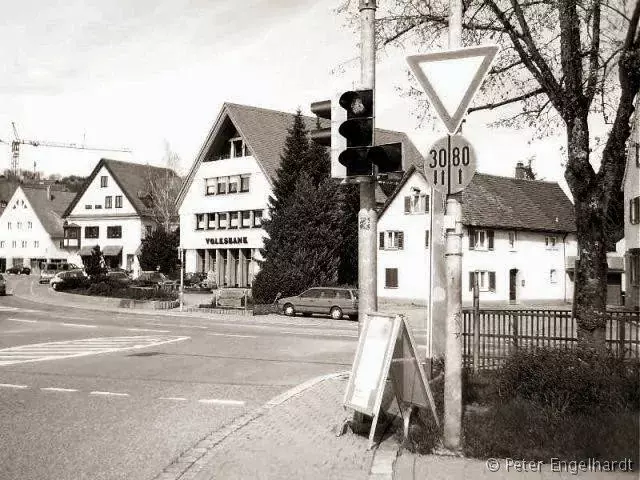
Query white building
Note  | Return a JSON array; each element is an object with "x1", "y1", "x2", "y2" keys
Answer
[
  {"x1": 0, "y1": 185, "x2": 76, "y2": 271},
  {"x1": 623, "y1": 97, "x2": 640, "y2": 310},
  {"x1": 62, "y1": 158, "x2": 177, "y2": 276},
  {"x1": 176, "y1": 102, "x2": 422, "y2": 288}
]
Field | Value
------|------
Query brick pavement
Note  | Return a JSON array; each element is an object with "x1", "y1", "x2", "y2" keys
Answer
[{"x1": 154, "y1": 373, "x2": 377, "y2": 480}]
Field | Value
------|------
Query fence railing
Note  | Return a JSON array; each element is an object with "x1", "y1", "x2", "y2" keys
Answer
[{"x1": 462, "y1": 309, "x2": 640, "y2": 370}]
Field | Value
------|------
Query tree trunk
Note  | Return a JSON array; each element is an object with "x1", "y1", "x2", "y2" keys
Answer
[{"x1": 565, "y1": 115, "x2": 607, "y2": 350}]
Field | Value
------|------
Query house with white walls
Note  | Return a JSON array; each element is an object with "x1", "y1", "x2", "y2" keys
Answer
[
  {"x1": 176, "y1": 102, "x2": 422, "y2": 289},
  {"x1": 623, "y1": 98, "x2": 640, "y2": 310},
  {"x1": 61, "y1": 158, "x2": 178, "y2": 276},
  {"x1": 0, "y1": 185, "x2": 76, "y2": 272}
]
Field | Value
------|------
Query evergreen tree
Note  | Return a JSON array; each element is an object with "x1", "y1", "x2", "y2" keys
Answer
[
  {"x1": 253, "y1": 175, "x2": 344, "y2": 304},
  {"x1": 269, "y1": 109, "x2": 309, "y2": 210},
  {"x1": 337, "y1": 184, "x2": 359, "y2": 286},
  {"x1": 84, "y1": 245, "x2": 107, "y2": 277},
  {"x1": 139, "y1": 227, "x2": 180, "y2": 276},
  {"x1": 306, "y1": 118, "x2": 331, "y2": 186}
]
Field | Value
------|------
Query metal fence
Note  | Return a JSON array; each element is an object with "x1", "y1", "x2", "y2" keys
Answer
[{"x1": 462, "y1": 309, "x2": 640, "y2": 369}]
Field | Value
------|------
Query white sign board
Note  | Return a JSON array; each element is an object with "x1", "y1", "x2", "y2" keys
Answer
[
  {"x1": 425, "y1": 134, "x2": 477, "y2": 195},
  {"x1": 406, "y1": 45, "x2": 499, "y2": 135}
]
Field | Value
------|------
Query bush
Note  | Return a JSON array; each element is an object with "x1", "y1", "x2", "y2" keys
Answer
[
  {"x1": 87, "y1": 281, "x2": 112, "y2": 296},
  {"x1": 497, "y1": 347, "x2": 640, "y2": 414}
]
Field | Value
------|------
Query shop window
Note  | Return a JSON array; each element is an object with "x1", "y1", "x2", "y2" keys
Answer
[
  {"x1": 85, "y1": 226, "x2": 99, "y2": 239},
  {"x1": 207, "y1": 213, "x2": 216, "y2": 229},
  {"x1": 205, "y1": 178, "x2": 216, "y2": 195},
  {"x1": 469, "y1": 229, "x2": 494, "y2": 250},
  {"x1": 469, "y1": 271, "x2": 496, "y2": 292},
  {"x1": 253, "y1": 210, "x2": 263, "y2": 227},
  {"x1": 385, "y1": 268, "x2": 399, "y2": 288},
  {"x1": 195, "y1": 214, "x2": 205, "y2": 230},
  {"x1": 241, "y1": 211, "x2": 251, "y2": 228},
  {"x1": 240, "y1": 175, "x2": 250, "y2": 192},
  {"x1": 105, "y1": 196, "x2": 112, "y2": 208},
  {"x1": 379, "y1": 231, "x2": 404, "y2": 250},
  {"x1": 107, "y1": 226, "x2": 122, "y2": 239},
  {"x1": 218, "y1": 213, "x2": 228, "y2": 229},
  {"x1": 115, "y1": 196, "x2": 123, "y2": 208}
]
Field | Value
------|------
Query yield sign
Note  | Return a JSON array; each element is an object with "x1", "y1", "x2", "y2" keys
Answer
[{"x1": 407, "y1": 45, "x2": 499, "y2": 135}]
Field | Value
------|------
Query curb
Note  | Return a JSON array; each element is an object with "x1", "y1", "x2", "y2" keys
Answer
[{"x1": 153, "y1": 371, "x2": 350, "y2": 480}]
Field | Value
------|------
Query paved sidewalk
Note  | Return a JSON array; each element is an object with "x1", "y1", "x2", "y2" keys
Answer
[{"x1": 155, "y1": 373, "x2": 378, "y2": 480}]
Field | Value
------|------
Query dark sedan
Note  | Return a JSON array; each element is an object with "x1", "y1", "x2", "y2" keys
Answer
[{"x1": 6, "y1": 266, "x2": 31, "y2": 275}]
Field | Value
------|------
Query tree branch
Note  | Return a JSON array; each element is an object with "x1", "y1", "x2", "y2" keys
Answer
[
  {"x1": 468, "y1": 87, "x2": 545, "y2": 113},
  {"x1": 585, "y1": 0, "x2": 602, "y2": 105}
]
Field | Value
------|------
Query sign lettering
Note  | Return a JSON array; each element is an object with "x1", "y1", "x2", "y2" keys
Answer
[{"x1": 205, "y1": 237, "x2": 248, "y2": 245}]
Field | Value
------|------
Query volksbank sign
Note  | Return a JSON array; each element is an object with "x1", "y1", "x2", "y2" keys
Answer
[{"x1": 206, "y1": 237, "x2": 249, "y2": 245}]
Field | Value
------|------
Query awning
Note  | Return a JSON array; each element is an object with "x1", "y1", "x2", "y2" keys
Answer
[
  {"x1": 566, "y1": 255, "x2": 625, "y2": 273},
  {"x1": 78, "y1": 245, "x2": 97, "y2": 256},
  {"x1": 102, "y1": 245, "x2": 123, "y2": 256}
]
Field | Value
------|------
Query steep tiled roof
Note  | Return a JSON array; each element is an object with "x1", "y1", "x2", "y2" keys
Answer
[
  {"x1": 177, "y1": 102, "x2": 423, "y2": 207},
  {"x1": 462, "y1": 173, "x2": 575, "y2": 233},
  {"x1": 381, "y1": 168, "x2": 576, "y2": 233},
  {"x1": 64, "y1": 159, "x2": 179, "y2": 218},
  {"x1": 0, "y1": 179, "x2": 18, "y2": 215},
  {"x1": 22, "y1": 187, "x2": 76, "y2": 238}
]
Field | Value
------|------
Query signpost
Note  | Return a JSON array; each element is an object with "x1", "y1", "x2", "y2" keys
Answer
[
  {"x1": 425, "y1": 134, "x2": 477, "y2": 195},
  {"x1": 342, "y1": 312, "x2": 438, "y2": 449}
]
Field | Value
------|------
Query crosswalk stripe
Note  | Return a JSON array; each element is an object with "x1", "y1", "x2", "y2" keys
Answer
[{"x1": 0, "y1": 335, "x2": 189, "y2": 366}]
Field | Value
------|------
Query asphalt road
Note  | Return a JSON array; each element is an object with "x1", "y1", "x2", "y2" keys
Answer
[{"x1": 0, "y1": 276, "x2": 358, "y2": 480}]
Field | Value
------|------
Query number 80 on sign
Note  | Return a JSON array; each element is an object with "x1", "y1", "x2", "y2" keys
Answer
[{"x1": 424, "y1": 135, "x2": 477, "y2": 195}]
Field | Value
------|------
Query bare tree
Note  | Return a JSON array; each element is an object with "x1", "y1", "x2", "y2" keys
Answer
[
  {"x1": 145, "y1": 141, "x2": 182, "y2": 232},
  {"x1": 340, "y1": 0, "x2": 639, "y2": 349}
]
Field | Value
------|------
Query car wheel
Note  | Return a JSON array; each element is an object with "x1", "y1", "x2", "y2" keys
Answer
[
  {"x1": 283, "y1": 304, "x2": 295, "y2": 316},
  {"x1": 330, "y1": 306, "x2": 343, "y2": 320},
  {"x1": 52, "y1": 283, "x2": 58, "y2": 290}
]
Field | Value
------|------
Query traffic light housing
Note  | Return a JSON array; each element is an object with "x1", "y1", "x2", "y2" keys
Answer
[{"x1": 338, "y1": 90, "x2": 373, "y2": 148}]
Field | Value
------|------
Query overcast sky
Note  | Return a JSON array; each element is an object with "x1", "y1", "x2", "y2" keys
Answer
[{"x1": 0, "y1": 0, "x2": 569, "y2": 190}]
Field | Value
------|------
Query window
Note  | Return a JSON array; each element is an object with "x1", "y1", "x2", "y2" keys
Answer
[
  {"x1": 241, "y1": 211, "x2": 251, "y2": 228},
  {"x1": 217, "y1": 178, "x2": 227, "y2": 194},
  {"x1": 195, "y1": 214, "x2": 205, "y2": 230},
  {"x1": 550, "y1": 269, "x2": 557, "y2": 284},
  {"x1": 0, "y1": 241, "x2": 4, "y2": 248},
  {"x1": 105, "y1": 196, "x2": 112, "y2": 209},
  {"x1": 100, "y1": 176, "x2": 108, "y2": 187},
  {"x1": 85, "y1": 204, "x2": 92, "y2": 209},
  {"x1": 21, "y1": 241, "x2": 27, "y2": 248},
  {"x1": 17, "y1": 222, "x2": 22, "y2": 230},
  {"x1": 404, "y1": 193, "x2": 429, "y2": 214},
  {"x1": 207, "y1": 213, "x2": 216, "y2": 230},
  {"x1": 145, "y1": 225, "x2": 153, "y2": 237},
  {"x1": 115, "y1": 196, "x2": 123, "y2": 208},
  {"x1": 231, "y1": 138, "x2": 243, "y2": 158},
  {"x1": 27, "y1": 221, "x2": 32, "y2": 230},
  {"x1": 229, "y1": 212, "x2": 239, "y2": 229},
  {"x1": 218, "y1": 213, "x2": 228, "y2": 229},
  {"x1": 240, "y1": 175, "x2": 250, "y2": 192},
  {"x1": 7, "y1": 222, "x2": 11, "y2": 230},
  {"x1": 94, "y1": 204, "x2": 102, "y2": 209},
  {"x1": 631, "y1": 197, "x2": 640, "y2": 225},
  {"x1": 385, "y1": 268, "x2": 399, "y2": 288},
  {"x1": 379, "y1": 231, "x2": 404, "y2": 250},
  {"x1": 228, "y1": 176, "x2": 239, "y2": 193},
  {"x1": 11, "y1": 241, "x2": 16, "y2": 248},
  {"x1": 253, "y1": 210, "x2": 263, "y2": 227},
  {"x1": 635, "y1": 142, "x2": 639, "y2": 168},
  {"x1": 205, "y1": 178, "x2": 216, "y2": 195},
  {"x1": 85, "y1": 226, "x2": 99, "y2": 239},
  {"x1": 508, "y1": 231, "x2": 517, "y2": 249},
  {"x1": 107, "y1": 226, "x2": 122, "y2": 239},
  {"x1": 425, "y1": 230, "x2": 430, "y2": 248},
  {"x1": 545, "y1": 236, "x2": 558, "y2": 249},
  {"x1": 34, "y1": 241, "x2": 39, "y2": 248},
  {"x1": 630, "y1": 252, "x2": 640, "y2": 286},
  {"x1": 469, "y1": 271, "x2": 496, "y2": 292},
  {"x1": 469, "y1": 229, "x2": 494, "y2": 250}
]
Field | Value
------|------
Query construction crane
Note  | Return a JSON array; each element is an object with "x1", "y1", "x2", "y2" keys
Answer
[{"x1": 0, "y1": 122, "x2": 132, "y2": 177}]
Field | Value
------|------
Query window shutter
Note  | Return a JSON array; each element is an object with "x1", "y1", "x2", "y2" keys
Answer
[
  {"x1": 379, "y1": 232, "x2": 385, "y2": 250},
  {"x1": 404, "y1": 196, "x2": 411, "y2": 213},
  {"x1": 398, "y1": 232, "x2": 404, "y2": 250},
  {"x1": 385, "y1": 268, "x2": 392, "y2": 288},
  {"x1": 469, "y1": 272, "x2": 474, "y2": 291},
  {"x1": 469, "y1": 228, "x2": 475, "y2": 250},
  {"x1": 425, "y1": 195, "x2": 430, "y2": 213},
  {"x1": 489, "y1": 272, "x2": 496, "y2": 292},
  {"x1": 488, "y1": 230, "x2": 494, "y2": 250},
  {"x1": 425, "y1": 230, "x2": 430, "y2": 248}
]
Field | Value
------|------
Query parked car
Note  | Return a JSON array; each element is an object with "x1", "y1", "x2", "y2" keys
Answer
[
  {"x1": 106, "y1": 270, "x2": 132, "y2": 285},
  {"x1": 277, "y1": 287, "x2": 358, "y2": 320},
  {"x1": 50, "y1": 270, "x2": 89, "y2": 291},
  {"x1": 39, "y1": 263, "x2": 82, "y2": 284},
  {"x1": 135, "y1": 271, "x2": 178, "y2": 290},
  {"x1": 6, "y1": 266, "x2": 31, "y2": 275},
  {"x1": 0, "y1": 274, "x2": 6, "y2": 295}
]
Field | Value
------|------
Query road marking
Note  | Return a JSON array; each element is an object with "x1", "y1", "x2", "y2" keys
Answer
[
  {"x1": 277, "y1": 330, "x2": 357, "y2": 338},
  {"x1": 159, "y1": 397, "x2": 187, "y2": 401},
  {"x1": 198, "y1": 398, "x2": 245, "y2": 406},
  {"x1": 150, "y1": 323, "x2": 209, "y2": 330},
  {"x1": 6, "y1": 318, "x2": 37, "y2": 323},
  {"x1": 0, "y1": 335, "x2": 189, "y2": 366},
  {"x1": 90, "y1": 391, "x2": 129, "y2": 397},
  {"x1": 41, "y1": 387, "x2": 78, "y2": 393},
  {"x1": 206, "y1": 333, "x2": 258, "y2": 338},
  {"x1": 62, "y1": 323, "x2": 97, "y2": 329},
  {"x1": 0, "y1": 383, "x2": 28, "y2": 389},
  {"x1": 127, "y1": 328, "x2": 170, "y2": 333}
]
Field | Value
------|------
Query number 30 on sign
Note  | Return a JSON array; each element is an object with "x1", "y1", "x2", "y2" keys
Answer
[{"x1": 424, "y1": 135, "x2": 477, "y2": 195}]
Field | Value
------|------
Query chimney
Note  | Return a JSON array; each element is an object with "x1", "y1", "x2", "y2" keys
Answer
[{"x1": 515, "y1": 162, "x2": 526, "y2": 179}]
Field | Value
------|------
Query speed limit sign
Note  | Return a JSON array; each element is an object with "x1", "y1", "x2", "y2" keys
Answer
[{"x1": 424, "y1": 135, "x2": 477, "y2": 195}]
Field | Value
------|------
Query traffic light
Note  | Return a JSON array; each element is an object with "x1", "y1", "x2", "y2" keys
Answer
[{"x1": 338, "y1": 89, "x2": 373, "y2": 148}]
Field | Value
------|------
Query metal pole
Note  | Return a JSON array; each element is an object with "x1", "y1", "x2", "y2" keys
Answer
[
  {"x1": 472, "y1": 274, "x2": 480, "y2": 374},
  {"x1": 443, "y1": 0, "x2": 463, "y2": 451},
  {"x1": 179, "y1": 247, "x2": 184, "y2": 312},
  {"x1": 358, "y1": 0, "x2": 377, "y2": 335}
]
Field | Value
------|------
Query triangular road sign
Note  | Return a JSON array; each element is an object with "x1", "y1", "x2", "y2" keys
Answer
[{"x1": 407, "y1": 45, "x2": 499, "y2": 135}]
